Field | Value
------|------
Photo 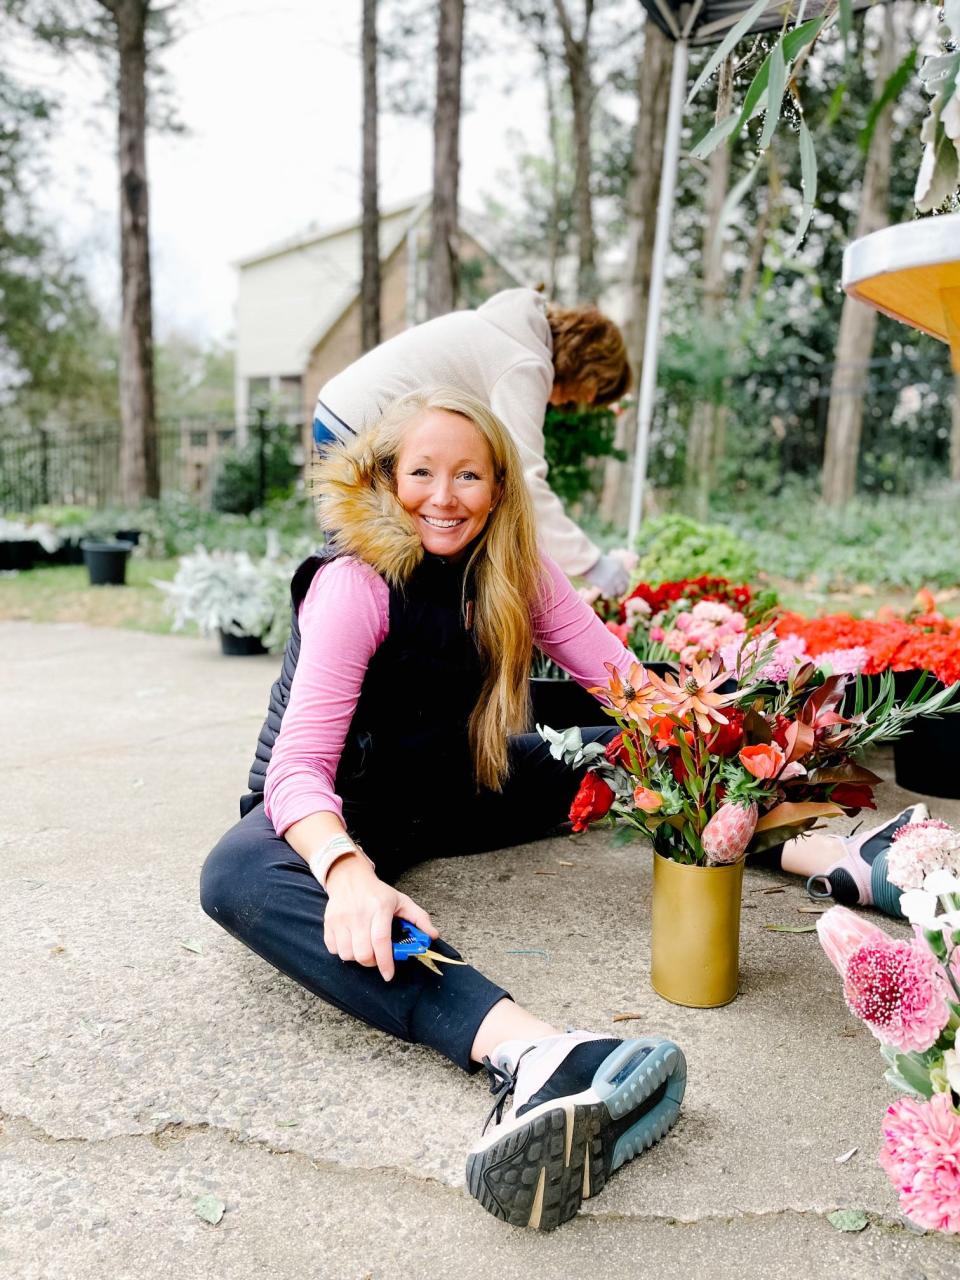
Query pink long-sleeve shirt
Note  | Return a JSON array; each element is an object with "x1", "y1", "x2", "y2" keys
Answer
[{"x1": 263, "y1": 553, "x2": 636, "y2": 837}]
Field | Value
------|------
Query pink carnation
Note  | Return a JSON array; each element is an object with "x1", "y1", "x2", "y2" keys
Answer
[
  {"x1": 887, "y1": 820, "x2": 960, "y2": 892},
  {"x1": 815, "y1": 646, "x2": 869, "y2": 676},
  {"x1": 843, "y1": 937, "x2": 951, "y2": 1052},
  {"x1": 691, "y1": 600, "x2": 734, "y2": 624},
  {"x1": 879, "y1": 1093, "x2": 960, "y2": 1234}
]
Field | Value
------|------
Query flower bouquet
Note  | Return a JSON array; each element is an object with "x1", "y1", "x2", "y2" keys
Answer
[
  {"x1": 818, "y1": 819, "x2": 960, "y2": 1234},
  {"x1": 542, "y1": 654, "x2": 960, "y2": 1007}
]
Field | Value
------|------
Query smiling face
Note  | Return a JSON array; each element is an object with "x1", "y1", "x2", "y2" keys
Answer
[{"x1": 395, "y1": 409, "x2": 500, "y2": 559}]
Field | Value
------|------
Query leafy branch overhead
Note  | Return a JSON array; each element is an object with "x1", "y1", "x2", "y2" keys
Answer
[{"x1": 687, "y1": 0, "x2": 960, "y2": 252}]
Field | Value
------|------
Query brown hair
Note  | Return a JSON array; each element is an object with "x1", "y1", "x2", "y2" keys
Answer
[{"x1": 546, "y1": 304, "x2": 632, "y2": 404}]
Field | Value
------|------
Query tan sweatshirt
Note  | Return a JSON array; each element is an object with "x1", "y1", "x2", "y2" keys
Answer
[{"x1": 317, "y1": 287, "x2": 601, "y2": 576}]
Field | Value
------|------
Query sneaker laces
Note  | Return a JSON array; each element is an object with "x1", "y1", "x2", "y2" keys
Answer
[{"x1": 480, "y1": 1046, "x2": 535, "y2": 1134}]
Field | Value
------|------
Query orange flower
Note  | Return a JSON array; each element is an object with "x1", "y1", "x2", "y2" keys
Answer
[
  {"x1": 633, "y1": 786, "x2": 663, "y2": 813},
  {"x1": 643, "y1": 659, "x2": 733, "y2": 735},
  {"x1": 591, "y1": 661, "x2": 665, "y2": 724},
  {"x1": 738, "y1": 742, "x2": 786, "y2": 780}
]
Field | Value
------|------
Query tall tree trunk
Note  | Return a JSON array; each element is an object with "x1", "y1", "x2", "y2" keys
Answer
[
  {"x1": 114, "y1": 0, "x2": 158, "y2": 502},
  {"x1": 552, "y1": 0, "x2": 596, "y2": 301},
  {"x1": 684, "y1": 57, "x2": 733, "y2": 520},
  {"x1": 361, "y1": 0, "x2": 381, "y2": 351},
  {"x1": 821, "y1": 6, "x2": 898, "y2": 508},
  {"x1": 951, "y1": 373, "x2": 960, "y2": 484},
  {"x1": 426, "y1": 0, "x2": 464, "y2": 318},
  {"x1": 599, "y1": 17, "x2": 672, "y2": 524}
]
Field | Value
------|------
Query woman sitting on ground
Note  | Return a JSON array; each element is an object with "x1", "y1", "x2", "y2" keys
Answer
[{"x1": 200, "y1": 386, "x2": 686, "y2": 1233}]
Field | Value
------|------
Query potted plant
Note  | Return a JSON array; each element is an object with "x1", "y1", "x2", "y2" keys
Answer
[
  {"x1": 543, "y1": 655, "x2": 960, "y2": 1009},
  {"x1": 156, "y1": 547, "x2": 295, "y2": 654},
  {"x1": 0, "y1": 517, "x2": 58, "y2": 571}
]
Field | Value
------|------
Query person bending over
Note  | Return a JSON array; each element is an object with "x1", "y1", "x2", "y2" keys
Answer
[
  {"x1": 311, "y1": 287, "x2": 632, "y2": 597},
  {"x1": 201, "y1": 387, "x2": 684, "y2": 1232}
]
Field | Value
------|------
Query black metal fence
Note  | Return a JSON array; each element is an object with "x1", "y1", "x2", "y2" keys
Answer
[{"x1": 0, "y1": 410, "x2": 306, "y2": 513}]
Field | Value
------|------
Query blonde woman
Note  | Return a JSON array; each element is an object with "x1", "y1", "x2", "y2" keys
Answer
[
  {"x1": 311, "y1": 287, "x2": 633, "y2": 596},
  {"x1": 201, "y1": 388, "x2": 685, "y2": 1232}
]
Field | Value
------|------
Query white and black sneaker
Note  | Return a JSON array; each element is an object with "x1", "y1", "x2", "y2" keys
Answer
[{"x1": 466, "y1": 1030, "x2": 686, "y2": 1231}]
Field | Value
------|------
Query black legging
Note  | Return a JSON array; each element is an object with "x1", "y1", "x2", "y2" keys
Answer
[{"x1": 200, "y1": 727, "x2": 615, "y2": 1072}]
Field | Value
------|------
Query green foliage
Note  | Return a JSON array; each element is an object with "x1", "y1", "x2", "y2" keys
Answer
[
  {"x1": 633, "y1": 514, "x2": 760, "y2": 584},
  {"x1": 0, "y1": 67, "x2": 118, "y2": 427},
  {"x1": 211, "y1": 426, "x2": 302, "y2": 515},
  {"x1": 714, "y1": 483, "x2": 960, "y2": 588},
  {"x1": 543, "y1": 403, "x2": 623, "y2": 507}
]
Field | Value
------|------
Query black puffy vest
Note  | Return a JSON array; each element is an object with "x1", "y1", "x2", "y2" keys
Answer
[{"x1": 246, "y1": 551, "x2": 485, "y2": 807}]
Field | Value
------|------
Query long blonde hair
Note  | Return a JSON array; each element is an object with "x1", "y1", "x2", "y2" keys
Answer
[{"x1": 312, "y1": 386, "x2": 542, "y2": 791}]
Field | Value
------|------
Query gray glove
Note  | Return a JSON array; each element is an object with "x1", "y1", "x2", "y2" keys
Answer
[{"x1": 583, "y1": 553, "x2": 630, "y2": 599}]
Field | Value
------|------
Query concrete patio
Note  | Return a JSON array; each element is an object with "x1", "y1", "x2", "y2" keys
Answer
[{"x1": 3, "y1": 619, "x2": 960, "y2": 1280}]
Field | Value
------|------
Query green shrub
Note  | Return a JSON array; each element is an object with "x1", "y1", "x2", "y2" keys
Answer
[
  {"x1": 633, "y1": 514, "x2": 759, "y2": 583},
  {"x1": 716, "y1": 483, "x2": 960, "y2": 588},
  {"x1": 212, "y1": 429, "x2": 301, "y2": 514},
  {"x1": 543, "y1": 404, "x2": 623, "y2": 507}
]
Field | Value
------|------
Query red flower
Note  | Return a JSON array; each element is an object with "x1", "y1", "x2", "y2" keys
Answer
[
  {"x1": 830, "y1": 783, "x2": 877, "y2": 811},
  {"x1": 605, "y1": 732, "x2": 639, "y2": 769},
  {"x1": 569, "y1": 772, "x2": 615, "y2": 832},
  {"x1": 770, "y1": 715, "x2": 792, "y2": 749},
  {"x1": 707, "y1": 709, "x2": 745, "y2": 756}
]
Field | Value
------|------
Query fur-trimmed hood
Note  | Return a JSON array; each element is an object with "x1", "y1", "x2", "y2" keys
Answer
[{"x1": 312, "y1": 443, "x2": 423, "y2": 587}]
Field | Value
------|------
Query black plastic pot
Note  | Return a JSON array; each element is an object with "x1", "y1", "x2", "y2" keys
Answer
[
  {"x1": 114, "y1": 528, "x2": 141, "y2": 546},
  {"x1": 219, "y1": 629, "x2": 267, "y2": 657},
  {"x1": 530, "y1": 661, "x2": 680, "y2": 731},
  {"x1": 81, "y1": 539, "x2": 133, "y2": 586},
  {"x1": 0, "y1": 540, "x2": 38, "y2": 571},
  {"x1": 892, "y1": 670, "x2": 960, "y2": 799}
]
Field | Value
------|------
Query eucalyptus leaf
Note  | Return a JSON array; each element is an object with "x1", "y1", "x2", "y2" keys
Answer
[
  {"x1": 784, "y1": 115, "x2": 818, "y2": 257},
  {"x1": 690, "y1": 111, "x2": 741, "y2": 162},
  {"x1": 759, "y1": 39, "x2": 786, "y2": 151},
  {"x1": 194, "y1": 1194, "x2": 225, "y2": 1226},
  {"x1": 686, "y1": 0, "x2": 773, "y2": 107},
  {"x1": 827, "y1": 1209, "x2": 868, "y2": 1233}
]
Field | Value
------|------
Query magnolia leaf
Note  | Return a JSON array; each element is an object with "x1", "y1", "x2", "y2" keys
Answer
[
  {"x1": 759, "y1": 38, "x2": 786, "y2": 151},
  {"x1": 743, "y1": 708, "x2": 773, "y2": 744},
  {"x1": 784, "y1": 719, "x2": 816, "y2": 762},
  {"x1": 611, "y1": 826, "x2": 640, "y2": 848},
  {"x1": 686, "y1": 0, "x2": 773, "y2": 106},
  {"x1": 755, "y1": 801, "x2": 843, "y2": 834},
  {"x1": 827, "y1": 1209, "x2": 868, "y2": 1233},
  {"x1": 194, "y1": 1194, "x2": 225, "y2": 1226},
  {"x1": 807, "y1": 763, "x2": 882, "y2": 785},
  {"x1": 763, "y1": 923, "x2": 818, "y2": 933}
]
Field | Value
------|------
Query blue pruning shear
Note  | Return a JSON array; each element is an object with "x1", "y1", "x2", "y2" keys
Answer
[{"x1": 392, "y1": 919, "x2": 466, "y2": 975}]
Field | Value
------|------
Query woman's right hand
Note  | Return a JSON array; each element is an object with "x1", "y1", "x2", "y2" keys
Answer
[{"x1": 323, "y1": 855, "x2": 438, "y2": 982}]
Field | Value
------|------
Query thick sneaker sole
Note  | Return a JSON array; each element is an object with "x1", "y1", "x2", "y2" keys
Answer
[{"x1": 465, "y1": 1038, "x2": 686, "y2": 1232}]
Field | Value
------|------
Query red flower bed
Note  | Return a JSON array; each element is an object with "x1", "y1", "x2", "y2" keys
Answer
[
  {"x1": 774, "y1": 609, "x2": 960, "y2": 685},
  {"x1": 621, "y1": 574, "x2": 752, "y2": 621}
]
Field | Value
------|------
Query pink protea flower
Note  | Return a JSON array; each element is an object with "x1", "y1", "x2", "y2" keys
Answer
[
  {"x1": 816, "y1": 906, "x2": 889, "y2": 975},
  {"x1": 887, "y1": 820, "x2": 960, "y2": 892},
  {"x1": 879, "y1": 1093, "x2": 960, "y2": 1234},
  {"x1": 701, "y1": 801, "x2": 757, "y2": 865},
  {"x1": 842, "y1": 936, "x2": 951, "y2": 1053}
]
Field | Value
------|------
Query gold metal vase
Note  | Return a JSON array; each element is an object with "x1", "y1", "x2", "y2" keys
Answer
[{"x1": 650, "y1": 850, "x2": 744, "y2": 1008}]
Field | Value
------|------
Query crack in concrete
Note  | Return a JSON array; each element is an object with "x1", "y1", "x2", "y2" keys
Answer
[{"x1": 1, "y1": 1110, "x2": 922, "y2": 1236}]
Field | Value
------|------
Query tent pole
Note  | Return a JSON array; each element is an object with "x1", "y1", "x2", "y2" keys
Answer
[{"x1": 627, "y1": 34, "x2": 689, "y2": 544}]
